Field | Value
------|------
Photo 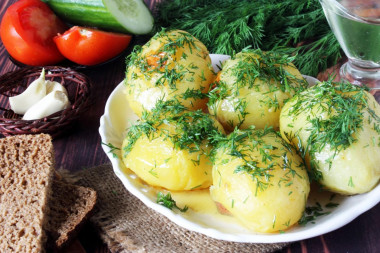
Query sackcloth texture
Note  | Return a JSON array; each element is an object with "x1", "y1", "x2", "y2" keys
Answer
[{"x1": 61, "y1": 164, "x2": 289, "y2": 253}]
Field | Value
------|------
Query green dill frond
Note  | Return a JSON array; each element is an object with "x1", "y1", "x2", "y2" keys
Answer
[
  {"x1": 155, "y1": 0, "x2": 341, "y2": 76},
  {"x1": 276, "y1": 32, "x2": 342, "y2": 77}
]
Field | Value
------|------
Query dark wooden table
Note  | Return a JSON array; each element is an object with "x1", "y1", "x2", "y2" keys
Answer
[{"x1": 1, "y1": 0, "x2": 379, "y2": 252}]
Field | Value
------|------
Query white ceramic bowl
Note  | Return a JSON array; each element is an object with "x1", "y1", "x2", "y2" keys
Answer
[{"x1": 99, "y1": 54, "x2": 380, "y2": 243}]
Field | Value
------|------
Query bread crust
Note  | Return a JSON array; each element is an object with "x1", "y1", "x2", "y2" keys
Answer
[{"x1": 47, "y1": 180, "x2": 97, "y2": 249}]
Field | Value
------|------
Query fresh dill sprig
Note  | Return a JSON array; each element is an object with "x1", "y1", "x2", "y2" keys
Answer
[
  {"x1": 154, "y1": 0, "x2": 341, "y2": 76},
  {"x1": 157, "y1": 192, "x2": 188, "y2": 212}
]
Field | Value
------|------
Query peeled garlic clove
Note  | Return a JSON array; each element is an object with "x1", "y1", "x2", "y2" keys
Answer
[
  {"x1": 22, "y1": 90, "x2": 70, "y2": 120},
  {"x1": 9, "y1": 68, "x2": 47, "y2": 114},
  {"x1": 46, "y1": 80, "x2": 68, "y2": 96}
]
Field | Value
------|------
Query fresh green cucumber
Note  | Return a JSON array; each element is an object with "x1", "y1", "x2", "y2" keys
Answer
[
  {"x1": 102, "y1": 0, "x2": 154, "y2": 35},
  {"x1": 42, "y1": 0, "x2": 154, "y2": 35}
]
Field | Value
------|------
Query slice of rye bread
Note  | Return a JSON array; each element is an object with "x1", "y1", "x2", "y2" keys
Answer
[
  {"x1": 0, "y1": 134, "x2": 55, "y2": 253},
  {"x1": 47, "y1": 180, "x2": 97, "y2": 249}
]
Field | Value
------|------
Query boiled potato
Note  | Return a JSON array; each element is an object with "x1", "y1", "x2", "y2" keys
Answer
[
  {"x1": 210, "y1": 128, "x2": 310, "y2": 233},
  {"x1": 125, "y1": 29, "x2": 215, "y2": 117},
  {"x1": 280, "y1": 81, "x2": 380, "y2": 194},
  {"x1": 208, "y1": 49, "x2": 308, "y2": 132},
  {"x1": 122, "y1": 101, "x2": 225, "y2": 191}
]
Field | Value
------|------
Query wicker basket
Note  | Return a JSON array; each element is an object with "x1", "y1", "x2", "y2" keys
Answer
[{"x1": 0, "y1": 66, "x2": 91, "y2": 138}]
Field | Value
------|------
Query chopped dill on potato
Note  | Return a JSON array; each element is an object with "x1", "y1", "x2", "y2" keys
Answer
[
  {"x1": 282, "y1": 80, "x2": 380, "y2": 182},
  {"x1": 181, "y1": 88, "x2": 208, "y2": 100},
  {"x1": 124, "y1": 29, "x2": 215, "y2": 117},
  {"x1": 122, "y1": 99, "x2": 224, "y2": 191},
  {"x1": 123, "y1": 99, "x2": 224, "y2": 157},
  {"x1": 208, "y1": 49, "x2": 308, "y2": 104},
  {"x1": 125, "y1": 29, "x2": 209, "y2": 91},
  {"x1": 208, "y1": 49, "x2": 308, "y2": 131},
  {"x1": 211, "y1": 126, "x2": 306, "y2": 196},
  {"x1": 210, "y1": 126, "x2": 309, "y2": 232}
]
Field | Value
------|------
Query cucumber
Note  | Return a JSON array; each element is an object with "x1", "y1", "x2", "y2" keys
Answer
[
  {"x1": 42, "y1": 0, "x2": 154, "y2": 35},
  {"x1": 102, "y1": 0, "x2": 154, "y2": 34}
]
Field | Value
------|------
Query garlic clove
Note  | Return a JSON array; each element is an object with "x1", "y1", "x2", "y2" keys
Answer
[
  {"x1": 9, "y1": 68, "x2": 47, "y2": 115},
  {"x1": 46, "y1": 80, "x2": 68, "y2": 96},
  {"x1": 22, "y1": 90, "x2": 71, "y2": 120}
]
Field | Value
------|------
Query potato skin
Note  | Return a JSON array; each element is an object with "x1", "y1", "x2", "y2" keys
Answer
[
  {"x1": 210, "y1": 128, "x2": 310, "y2": 233},
  {"x1": 125, "y1": 29, "x2": 215, "y2": 117},
  {"x1": 280, "y1": 81, "x2": 380, "y2": 194},
  {"x1": 208, "y1": 50, "x2": 307, "y2": 132},
  {"x1": 122, "y1": 103, "x2": 225, "y2": 191}
]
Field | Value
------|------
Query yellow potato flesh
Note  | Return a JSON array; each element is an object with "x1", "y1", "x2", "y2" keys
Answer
[
  {"x1": 121, "y1": 111, "x2": 224, "y2": 191},
  {"x1": 210, "y1": 131, "x2": 310, "y2": 233},
  {"x1": 122, "y1": 134, "x2": 213, "y2": 191},
  {"x1": 208, "y1": 51, "x2": 306, "y2": 132},
  {"x1": 125, "y1": 30, "x2": 215, "y2": 117},
  {"x1": 280, "y1": 85, "x2": 380, "y2": 194}
]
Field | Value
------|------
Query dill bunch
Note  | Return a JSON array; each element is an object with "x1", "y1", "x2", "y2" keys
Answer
[{"x1": 154, "y1": 0, "x2": 342, "y2": 76}]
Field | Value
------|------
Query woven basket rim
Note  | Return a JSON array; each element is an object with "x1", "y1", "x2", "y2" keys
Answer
[{"x1": 0, "y1": 66, "x2": 92, "y2": 138}]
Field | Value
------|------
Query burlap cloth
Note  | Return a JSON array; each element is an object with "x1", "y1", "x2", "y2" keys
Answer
[{"x1": 63, "y1": 164, "x2": 289, "y2": 253}]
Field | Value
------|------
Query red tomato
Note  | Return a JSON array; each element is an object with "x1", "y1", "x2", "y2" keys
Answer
[
  {"x1": 54, "y1": 26, "x2": 132, "y2": 66},
  {"x1": 0, "y1": 0, "x2": 67, "y2": 66}
]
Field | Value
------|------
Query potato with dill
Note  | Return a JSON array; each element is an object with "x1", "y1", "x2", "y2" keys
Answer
[
  {"x1": 280, "y1": 80, "x2": 380, "y2": 195},
  {"x1": 210, "y1": 127, "x2": 310, "y2": 233},
  {"x1": 125, "y1": 29, "x2": 215, "y2": 117},
  {"x1": 208, "y1": 49, "x2": 308, "y2": 132},
  {"x1": 121, "y1": 100, "x2": 225, "y2": 191}
]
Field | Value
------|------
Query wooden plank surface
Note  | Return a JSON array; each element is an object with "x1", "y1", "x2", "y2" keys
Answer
[{"x1": 0, "y1": 0, "x2": 379, "y2": 252}]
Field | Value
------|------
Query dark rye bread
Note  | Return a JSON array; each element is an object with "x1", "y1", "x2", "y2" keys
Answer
[
  {"x1": 0, "y1": 134, "x2": 55, "y2": 253},
  {"x1": 47, "y1": 180, "x2": 97, "y2": 249}
]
